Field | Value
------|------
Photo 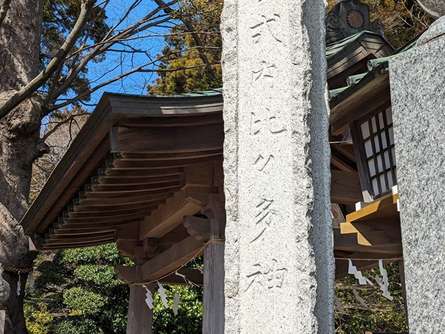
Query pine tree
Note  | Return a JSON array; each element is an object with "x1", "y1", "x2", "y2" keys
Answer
[{"x1": 149, "y1": 0, "x2": 223, "y2": 95}]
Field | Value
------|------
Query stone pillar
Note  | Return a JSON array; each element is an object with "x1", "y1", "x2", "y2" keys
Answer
[
  {"x1": 126, "y1": 285, "x2": 152, "y2": 334},
  {"x1": 390, "y1": 31, "x2": 445, "y2": 333},
  {"x1": 221, "y1": 1, "x2": 334, "y2": 333}
]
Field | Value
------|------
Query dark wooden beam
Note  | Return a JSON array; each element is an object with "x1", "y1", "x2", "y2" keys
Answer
[
  {"x1": 116, "y1": 236, "x2": 205, "y2": 283},
  {"x1": 140, "y1": 186, "x2": 211, "y2": 239},
  {"x1": 116, "y1": 121, "x2": 223, "y2": 153},
  {"x1": 331, "y1": 170, "x2": 362, "y2": 204},
  {"x1": 68, "y1": 208, "x2": 150, "y2": 219},
  {"x1": 78, "y1": 194, "x2": 170, "y2": 207},
  {"x1": 183, "y1": 216, "x2": 211, "y2": 241},
  {"x1": 330, "y1": 72, "x2": 390, "y2": 136},
  {"x1": 104, "y1": 167, "x2": 184, "y2": 177},
  {"x1": 91, "y1": 180, "x2": 182, "y2": 192},
  {"x1": 97, "y1": 174, "x2": 182, "y2": 185},
  {"x1": 334, "y1": 230, "x2": 402, "y2": 255},
  {"x1": 73, "y1": 202, "x2": 159, "y2": 212},
  {"x1": 159, "y1": 268, "x2": 203, "y2": 286}
]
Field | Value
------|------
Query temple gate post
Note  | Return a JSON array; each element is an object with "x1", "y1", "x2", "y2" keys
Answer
[
  {"x1": 221, "y1": 1, "x2": 334, "y2": 333},
  {"x1": 126, "y1": 285, "x2": 153, "y2": 334},
  {"x1": 390, "y1": 11, "x2": 445, "y2": 332},
  {"x1": 202, "y1": 193, "x2": 225, "y2": 334}
]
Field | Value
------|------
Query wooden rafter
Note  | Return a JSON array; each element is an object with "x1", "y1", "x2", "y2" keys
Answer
[{"x1": 140, "y1": 186, "x2": 212, "y2": 239}]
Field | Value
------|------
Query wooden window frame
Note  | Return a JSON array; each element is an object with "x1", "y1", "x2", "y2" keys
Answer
[{"x1": 350, "y1": 103, "x2": 396, "y2": 202}]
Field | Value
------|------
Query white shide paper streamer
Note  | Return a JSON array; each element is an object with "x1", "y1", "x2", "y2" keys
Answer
[
  {"x1": 348, "y1": 259, "x2": 373, "y2": 286},
  {"x1": 157, "y1": 282, "x2": 169, "y2": 308},
  {"x1": 173, "y1": 293, "x2": 180, "y2": 316},
  {"x1": 375, "y1": 260, "x2": 393, "y2": 301},
  {"x1": 144, "y1": 286, "x2": 154, "y2": 310}
]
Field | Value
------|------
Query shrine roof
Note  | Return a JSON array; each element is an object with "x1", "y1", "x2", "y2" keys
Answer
[
  {"x1": 21, "y1": 93, "x2": 223, "y2": 249},
  {"x1": 329, "y1": 39, "x2": 416, "y2": 105},
  {"x1": 329, "y1": 38, "x2": 417, "y2": 135},
  {"x1": 326, "y1": 31, "x2": 388, "y2": 63}
]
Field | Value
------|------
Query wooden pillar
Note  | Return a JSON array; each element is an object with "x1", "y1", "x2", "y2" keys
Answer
[
  {"x1": 126, "y1": 285, "x2": 153, "y2": 334},
  {"x1": 202, "y1": 194, "x2": 225, "y2": 334},
  {"x1": 0, "y1": 310, "x2": 5, "y2": 334}
]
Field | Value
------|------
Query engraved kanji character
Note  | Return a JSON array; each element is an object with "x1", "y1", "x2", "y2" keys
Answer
[
  {"x1": 250, "y1": 14, "x2": 282, "y2": 44},
  {"x1": 250, "y1": 111, "x2": 287, "y2": 136},
  {"x1": 251, "y1": 198, "x2": 277, "y2": 242},
  {"x1": 245, "y1": 259, "x2": 288, "y2": 292},
  {"x1": 254, "y1": 154, "x2": 274, "y2": 172},
  {"x1": 252, "y1": 61, "x2": 277, "y2": 81}
]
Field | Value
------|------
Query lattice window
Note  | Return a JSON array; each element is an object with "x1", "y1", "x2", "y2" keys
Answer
[{"x1": 358, "y1": 107, "x2": 396, "y2": 197}]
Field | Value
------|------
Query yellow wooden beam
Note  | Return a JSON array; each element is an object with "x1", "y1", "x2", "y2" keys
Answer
[
  {"x1": 339, "y1": 192, "x2": 401, "y2": 249},
  {"x1": 345, "y1": 192, "x2": 399, "y2": 224}
]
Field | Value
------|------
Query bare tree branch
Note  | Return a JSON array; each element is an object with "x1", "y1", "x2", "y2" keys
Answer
[
  {"x1": 47, "y1": 6, "x2": 175, "y2": 104},
  {"x1": 41, "y1": 112, "x2": 89, "y2": 142},
  {"x1": 51, "y1": 63, "x2": 212, "y2": 110},
  {"x1": 0, "y1": 0, "x2": 95, "y2": 120}
]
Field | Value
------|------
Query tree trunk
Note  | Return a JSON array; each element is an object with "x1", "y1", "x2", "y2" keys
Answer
[{"x1": 0, "y1": 1, "x2": 44, "y2": 333}]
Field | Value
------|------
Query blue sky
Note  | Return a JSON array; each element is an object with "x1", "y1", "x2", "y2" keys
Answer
[{"x1": 81, "y1": 0, "x2": 173, "y2": 108}]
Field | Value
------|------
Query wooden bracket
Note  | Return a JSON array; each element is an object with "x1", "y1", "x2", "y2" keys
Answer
[
  {"x1": 202, "y1": 192, "x2": 226, "y2": 240},
  {"x1": 183, "y1": 216, "x2": 211, "y2": 241},
  {"x1": 116, "y1": 236, "x2": 205, "y2": 284},
  {"x1": 117, "y1": 238, "x2": 159, "y2": 263},
  {"x1": 140, "y1": 186, "x2": 213, "y2": 239},
  {"x1": 116, "y1": 222, "x2": 140, "y2": 240}
]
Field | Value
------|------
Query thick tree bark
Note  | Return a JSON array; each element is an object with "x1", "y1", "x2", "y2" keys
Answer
[{"x1": 0, "y1": 1, "x2": 44, "y2": 333}]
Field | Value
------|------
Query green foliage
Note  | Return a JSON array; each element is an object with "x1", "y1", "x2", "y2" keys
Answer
[
  {"x1": 153, "y1": 285, "x2": 203, "y2": 334},
  {"x1": 149, "y1": 0, "x2": 223, "y2": 95},
  {"x1": 25, "y1": 244, "x2": 203, "y2": 333},
  {"x1": 25, "y1": 304, "x2": 54, "y2": 334},
  {"x1": 335, "y1": 262, "x2": 408, "y2": 333},
  {"x1": 54, "y1": 318, "x2": 103, "y2": 334},
  {"x1": 62, "y1": 244, "x2": 123, "y2": 265},
  {"x1": 63, "y1": 288, "x2": 106, "y2": 315},
  {"x1": 25, "y1": 244, "x2": 129, "y2": 333},
  {"x1": 73, "y1": 265, "x2": 121, "y2": 288}
]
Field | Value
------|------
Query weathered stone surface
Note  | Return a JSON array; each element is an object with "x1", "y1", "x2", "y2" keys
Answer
[
  {"x1": 221, "y1": 1, "x2": 334, "y2": 333},
  {"x1": 390, "y1": 36, "x2": 445, "y2": 333}
]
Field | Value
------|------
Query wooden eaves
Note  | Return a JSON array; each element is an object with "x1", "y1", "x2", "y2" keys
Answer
[
  {"x1": 21, "y1": 92, "x2": 224, "y2": 250},
  {"x1": 21, "y1": 90, "x2": 369, "y2": 252},
  {"x1": 330, "y1": 64, "x2": 391, "y2": 136}
]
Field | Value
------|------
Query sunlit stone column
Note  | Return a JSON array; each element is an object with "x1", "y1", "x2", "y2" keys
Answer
[
  {"x1": 221, "y1": 1, "x2": 334, "y2": 333},
  {"x1": 390, "y1": 27, "x2": 445, "y2": 333}
]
